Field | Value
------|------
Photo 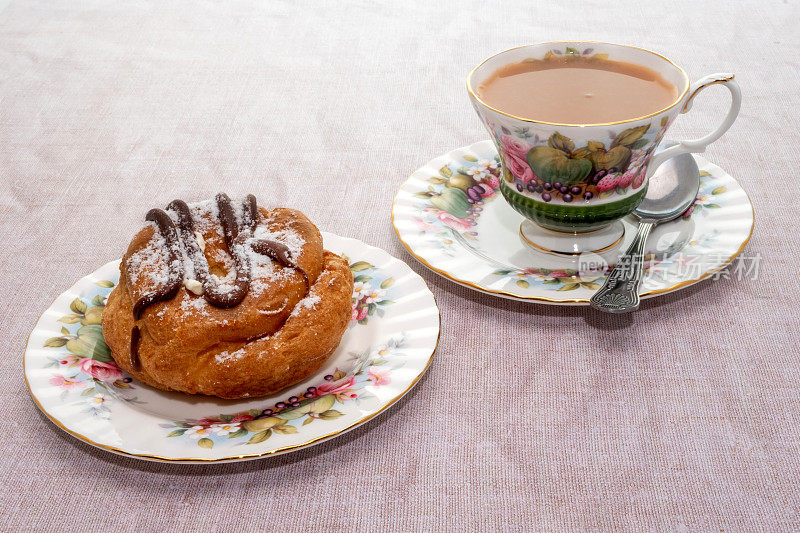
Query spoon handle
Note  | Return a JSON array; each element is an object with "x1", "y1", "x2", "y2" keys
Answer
[{"x1": 589, "y1": 222, "x2": 654, "y2": 313}]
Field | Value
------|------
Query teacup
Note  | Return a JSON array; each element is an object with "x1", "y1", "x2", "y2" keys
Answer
[{"x1": 467, "y1": 41, "x2": 740, "y2": 255}]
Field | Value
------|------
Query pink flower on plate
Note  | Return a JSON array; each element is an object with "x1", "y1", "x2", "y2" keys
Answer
[
  {"x1": 316, "y1": 375, "x2": 358, "y2": 401},
  {"x1": 49, "y1": 374, "x2": 85, "y2": 389},
  {"x1": 231, "y1": 413, "x2": 255, "y2": 423},
  {"x1": 501, "y1": 148, "x2": 534, "y2": 183},
  {"x1": 596, "y1": 173, "x2": 621, "y2": 192},
  {"x1": 354, "y1": 307, "x2": 368, "y2": 321},
  {"x1": 78, "y1": 358, "x2": 123, "y2": 382},
  {"x1": 368, "y1": 368, "x2": 391, "y2": 387},
  {"x1": 500, "y1": 134, "x2": 532, "y2": 159},
  {"x1": 437, "y1": 211, "x2": 472, "y2": 231}
]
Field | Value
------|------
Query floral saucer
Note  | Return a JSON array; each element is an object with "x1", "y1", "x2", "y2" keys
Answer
[
  {"x1": 392, "y1": 140, "x2": 754, "y2": 304},
  {"x1": 24, "y1": 233, "x2": 439, "y2": 463}
]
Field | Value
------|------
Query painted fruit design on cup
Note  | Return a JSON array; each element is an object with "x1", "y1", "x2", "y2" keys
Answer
[{"x1": 491, "y1": 122, "x2": 664, "y2": 231}]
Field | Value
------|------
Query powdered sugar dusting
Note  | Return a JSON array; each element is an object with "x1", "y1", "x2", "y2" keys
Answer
[
  {"x1": 180, "y1": 293, "x2": 210, "y2": 316},
  {"x1": 290, "y1": 287, "x2": 321, "y2": 318},
  {"x1": 126, "y1": 221, "x2": 172, "y2": 287},
  {"x1": 187, "y1": 199, "x2": 220, "y2": 234},
  {"x1": 215, "y1": 347, "x2": 246, "y2": 364}
]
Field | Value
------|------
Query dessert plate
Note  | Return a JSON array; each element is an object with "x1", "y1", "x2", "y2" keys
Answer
[
  {"x1": 24, "y1": 233, "x2": 439, "y2": 463},
  {"x1": 392, "y1": 140, "x2": 754, "y2": 304}
]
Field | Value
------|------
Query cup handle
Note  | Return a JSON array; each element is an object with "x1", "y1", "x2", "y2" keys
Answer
[{"x1": 647, "y1": 73, "x2": 741, "y2": 176}]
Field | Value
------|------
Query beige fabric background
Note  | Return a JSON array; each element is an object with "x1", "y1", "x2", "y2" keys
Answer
[{"x1": 2, "y1": 0, "x2": 799, "y2": 530}]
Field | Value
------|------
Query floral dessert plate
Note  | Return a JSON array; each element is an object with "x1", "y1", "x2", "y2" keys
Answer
[
  {"x1": 392, "y1": 140, "x2": 754, "y2": 304},
  {"x1": 24, "y1": 233, "x2": 439, "y2": 463}
]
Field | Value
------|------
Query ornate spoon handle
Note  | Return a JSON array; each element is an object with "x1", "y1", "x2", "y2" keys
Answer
[{"x1": 590, "y1": 222, "x2": 654, "y2": 313}]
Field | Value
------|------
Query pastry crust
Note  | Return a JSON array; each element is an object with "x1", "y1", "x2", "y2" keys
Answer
[{"x1": 102, "y1": 201, "x2": 353, "y2": 399}]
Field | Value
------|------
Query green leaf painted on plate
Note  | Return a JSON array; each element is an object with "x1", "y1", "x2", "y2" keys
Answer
[
  {"x1": 248, "y1": 430, "x2": 272, "y2": 444},
  {"x1": 70, "y1": 298, "x2": 87, "y2": 315},
  {"x1": 273, "y1": 424, "x2": 298, "y2": 435},
  {"x1": 557, "y1": 283, "x2": 580, "y2": 291},
  {"x1": 91, "y1": 295, "x2": 106, "y2": 306},
  {"x1": 380, "y1": 278, "x2": 395, "y2": 289},
  {"x1": 318, "y1": 409, "x2": 344, "y2": 420},
  {"x1": 43, "y1": 337, "x2": 68, "y2": 348},
  {"x1": 516, "y1": 280, "x2": 530, "y2": 288},
  {"x1": 57, "y1": 314, "x2": 82, "y2": 324},
  {"x1": 349, "y1": 261, "x2": 373, "y2": 272},
  {"x1": 463, "y1": 154, "x2": 478, "y2": 162},
  {"x1": 95, "y1": 280, "x2": 115, "y2": 288},
  {"x1": 354, "y1": 275, "x2": 372, "y2": 282},
  {"x1": 439, "y1": 165, "x2": 453, "y2": 178},
  {"x1": 711, "y1": 186, "x2": 727, "y2": 195},
  {"x1": 197, "y1": 438, "x2": 214, "y2": 449},
  {"x1": 167, "y1": 429, "x2": 187, "y2": 438}
]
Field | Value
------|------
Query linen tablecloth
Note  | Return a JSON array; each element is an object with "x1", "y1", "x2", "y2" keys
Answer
[{"x1": 2, "y1": 0, "x2": 799, "y2": 530}]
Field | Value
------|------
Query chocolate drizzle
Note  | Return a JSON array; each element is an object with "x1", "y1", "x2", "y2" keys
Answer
[
  {"x1": 128, "y1": 193, "x2": 310, "y2": 370},
  {"x1": 240, "y1": 194, "x2": 258, "y2": 234},
  {"x1": 251, "y1": 238, "x2": 309, "y2": 290},
  {"x1": 130, "y1": 326, "x2": 141, "y2": 371},
  {"x1": 131, "y1": 209, "x2": 183, "y2": 320},
  {"x1": 166, "y1": 196, "x2": 252, "y2": 308}
]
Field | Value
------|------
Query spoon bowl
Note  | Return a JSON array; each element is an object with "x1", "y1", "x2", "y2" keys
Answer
[{"x1": 635, "y1": 149, "x2": 700, "y2": 223}]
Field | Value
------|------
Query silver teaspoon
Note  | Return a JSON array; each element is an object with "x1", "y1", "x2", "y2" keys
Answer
[{"x1": 590, "y1": 150, "x2": 700, "y2": 313}]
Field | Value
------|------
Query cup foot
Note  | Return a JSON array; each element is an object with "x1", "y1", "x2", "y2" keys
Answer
[{"x1": 519, "y1": 220, "x2": 625, "y2": 256}]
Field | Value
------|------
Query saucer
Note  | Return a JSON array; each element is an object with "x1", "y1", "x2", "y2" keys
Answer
[
  {"x1": 391, "y1": 140, "x2": 754, "y2": 305},
  {"x1": 24, "y1": 233, "x2": 439, "y2": 462}
]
